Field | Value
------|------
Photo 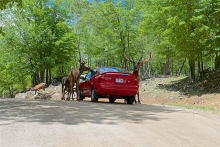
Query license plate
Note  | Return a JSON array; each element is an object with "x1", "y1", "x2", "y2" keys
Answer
[{"x1": 116, "y1": 78, "x2": 123, "y2": 83}]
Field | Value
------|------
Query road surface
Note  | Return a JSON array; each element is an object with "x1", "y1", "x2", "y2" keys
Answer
[{"x1": 0, "y1": 98, "x2": 220, "y2": 147}]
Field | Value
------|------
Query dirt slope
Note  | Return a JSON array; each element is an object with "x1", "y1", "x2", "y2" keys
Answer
[{"x1": 138, "y1": 76, "x2": 220, "y2": 111}]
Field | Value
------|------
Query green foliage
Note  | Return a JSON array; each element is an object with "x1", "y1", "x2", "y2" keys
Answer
[
  {"x1": 0, "y1": 0, "x2": 22, "y2": 9},
  {"x1": 0, "y1": 0, "x2": 77, "y2": 95},
  {"x1": 1, "y1": 0, "x2": 220, "y2": 96}
]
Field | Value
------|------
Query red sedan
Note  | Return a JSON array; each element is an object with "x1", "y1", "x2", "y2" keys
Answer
[{"x1": 79, "y1": 67, "x2": 138, "y2": 104}]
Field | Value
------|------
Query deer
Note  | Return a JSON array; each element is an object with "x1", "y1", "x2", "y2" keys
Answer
[
  {"x1": 124, "y1": 49, "x2": 152, "y2": 104},
  {"x1": 28, "y1": 83, "x2": 46, "y2": 94},
  {"x1": 61, "y1": 76, "x2": 75, "y2": 100},
  {"x1": 66, "y1": 60, "x2": 91, "y2": 101}
]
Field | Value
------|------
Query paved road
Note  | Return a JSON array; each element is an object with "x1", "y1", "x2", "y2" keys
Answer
[{"x1": 0, "y1": 98, "x2": 220, "y2": 147}]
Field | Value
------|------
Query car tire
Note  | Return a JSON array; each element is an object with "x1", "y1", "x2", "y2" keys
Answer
[
  {"x1": 91, "y1": 88, "x2": 98, "y2": 102},
  {"x1": 126, "y1": 96, "x2": 135, "y2": 104},
  {"x1": 78, "y1": 89, "x2": 84, "y2": 100},
  {"x1": 109, "y1": 98, "x2": 116, "y2": 103}
]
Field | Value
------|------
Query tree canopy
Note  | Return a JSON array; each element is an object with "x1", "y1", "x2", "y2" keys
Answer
[{"x1": 1, "y1": 0, "x2": 220, "y2": 97}]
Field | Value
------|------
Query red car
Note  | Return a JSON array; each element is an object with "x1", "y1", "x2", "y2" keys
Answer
[{"x1": 79, "y1": 67, "x2": 138, "y2": 104}]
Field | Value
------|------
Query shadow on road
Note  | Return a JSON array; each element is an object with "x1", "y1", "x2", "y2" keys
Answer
[{"x1": 0, "y1": 98, "x2": 177, "y2": 126}]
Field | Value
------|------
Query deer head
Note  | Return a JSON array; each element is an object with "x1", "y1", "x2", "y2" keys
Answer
[
  {"x1": 124, "y1": 49, "x2": 152, "y2": 72},
  {"x1": 78, "y1": 59, "x2": 91, "y2": 72}
]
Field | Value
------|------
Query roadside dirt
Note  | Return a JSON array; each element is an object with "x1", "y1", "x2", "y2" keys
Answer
[{"x1": 138, "y1": 76, "x2": 220, "y2": 110}]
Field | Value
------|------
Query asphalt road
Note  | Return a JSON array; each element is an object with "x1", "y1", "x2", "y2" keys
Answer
[{"x1": 0, "y1": 98, "x2": 220, "y2": 147}]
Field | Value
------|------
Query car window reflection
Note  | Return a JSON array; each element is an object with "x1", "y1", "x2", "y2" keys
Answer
[
  {"x1": 100, "y1": 67, "x2": 129, "y2": 74},
  {"x1": 86, "y1": 72, "x2": 91, "y2": 79}
]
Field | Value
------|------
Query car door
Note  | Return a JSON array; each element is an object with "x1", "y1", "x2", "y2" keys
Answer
[
  {"x1": 81, "y1": 71, "x2": 91, "y2": 96},
  {"x1": 86, "y1": 68, "x2": 98, "y2": 96}
]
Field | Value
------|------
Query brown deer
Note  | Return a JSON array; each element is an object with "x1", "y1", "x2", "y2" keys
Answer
[
  {"x1": 67, "y1": 60, "x2": 90, "y2": 101},
  {"x1": 61, "y1": 76, "x2": 75, "y2": 100},
  {"x1": 28, "y1": 83, "x2": 46, "y2": 94},
  {"x1": 124, "y1": 49, "x2": 152, "y2": 104}
]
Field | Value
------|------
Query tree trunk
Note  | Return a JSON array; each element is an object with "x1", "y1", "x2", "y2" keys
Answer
[
  {"x1": 164, "y1": 55, "x2": 170, "y2": 75},
  {"x1": 129, "y1": 62, "x2": 131, "y2": 71},
  {"x1": 147, "y1": 50, "x2": 151, "y2": 77},
  {"x1": 32, "y1": 71, "x2": 39, "y2": 86},
  {"x1": 198, "y1": 60, "x2": 201, "y2": 78},
  {"x1": 189, "y1": 60, "x2": 195, "y2": 82},
  {"x1": 215, "y1": 53, "x2": 220, "y2": 70},
  {"x1": 113, "y1": 57, "x2": 115, "y2": 67},
  {"x1": 120, "y1": 58, "x2": 123, "y2": 68},
  {"x1": 201, "y1": 53, "x2": 204, "y2": 74},
  {"x1": 40, "y1": 70, "x2": 44, "y2": 83},
  {"x1": 152, "y1": 63, "x2": 158, "y2": 75},
  {"x1": 8, "y1": 85, "x2": 14, "y2": 98},
  {"x1": 46, "y1": 69, "x2": 49, "y2": 84},
  {"x1": 107, "y1": 57, "x2": 108, "y2": 67},
  {"x1": 171, "y1": 60, "x2": 173, "y2": 75},
  {"x1": 49, "y1": 69, "x2": 51, "y2": 84},
  {"x1": 78, "y1": 37, "x2": 81, "y2": 63},
  {"x1": 90, "y1": 55, "x2": 92, "y2": 68},
  {"x1": 148, "y1": 63, "x2": 151, "y2": 77},
  {"x1": 178, "y1": 58, "x2": 186, "y2": 75},
  {"x1": 160, "y1": 62, "x2": 164, "y2": 74}
]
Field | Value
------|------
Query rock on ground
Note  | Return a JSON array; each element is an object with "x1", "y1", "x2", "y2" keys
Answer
[{"x1": 15, "y1": 93, "x2": 27, "y2": 99}]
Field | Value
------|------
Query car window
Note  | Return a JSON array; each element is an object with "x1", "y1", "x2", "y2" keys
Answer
[
  {"x1": 91, "y1": 68, "x2": 98, "y2": 77},
  {"x1": 100, "y1": 67, "x2": 129, "y2": 74},
  {"x1": 85, "y1": 71, "x2": 91, "y2": 79}
]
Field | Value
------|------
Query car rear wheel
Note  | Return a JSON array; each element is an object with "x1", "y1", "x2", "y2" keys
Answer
[
  {"x1": 91, "y1": 88, "x2": 98, "y2": 102},
  {"x1": 109, "y1": 98, "x2": 116, "y2": 103},
  {"x1": 78, "y1": 89, "x2": 84, "y2": 100},
  {"x1": 126, "y1": 96, "x2": 135, "y2": 104}
]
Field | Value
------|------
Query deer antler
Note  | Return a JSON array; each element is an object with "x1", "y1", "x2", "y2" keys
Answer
[
  {"x1": 82, "y1": 60, "x2": 87, "y2": 64},
  {"x1": 124, "y1": 49, "x2": 135, "y2": 63},
  {"x1": 78, "y1": 59, "x2": 87, "y2": 65},
  {"x1": 138, "y1": 56, "x2": 143, "y2": 63},
  {"x1": 139, "y1": 52, "x2": 152, "y2": 64}
]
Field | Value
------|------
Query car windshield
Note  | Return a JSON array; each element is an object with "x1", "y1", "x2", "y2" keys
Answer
[{"x1": 100, "y1": 67, "x2": 129, "y2": 74}]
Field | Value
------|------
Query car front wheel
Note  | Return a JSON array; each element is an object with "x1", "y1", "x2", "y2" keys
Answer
[{"x1": 91, "y1": 88, "x2": 98, "y2": 102}]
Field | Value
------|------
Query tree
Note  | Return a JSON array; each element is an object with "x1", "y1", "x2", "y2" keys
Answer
[{"x1": 1, "y1": 0, "x2": 77, "y2": 87}]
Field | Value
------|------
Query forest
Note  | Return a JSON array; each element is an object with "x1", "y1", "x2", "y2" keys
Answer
[{"x1": 0, "y1": 0, "x2": 220, "y2": 97}]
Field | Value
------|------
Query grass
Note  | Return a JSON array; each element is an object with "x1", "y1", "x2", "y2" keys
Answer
[{"x1": 167, "y1": 103, "x2": 220, "y2": 113}]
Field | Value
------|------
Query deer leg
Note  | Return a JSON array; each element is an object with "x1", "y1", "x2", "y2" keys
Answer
[
  {"x1": 137, "y1": 91, "x2": 141, "y2": 104},
  {"x1": 61, "y1": 84, "x2": 64, "y2": 100},
  {"x1": 72, "y1": 87, "x2": 74, "y2": 101},
  {"x1": 67, "y1": 83, "x2": 72, "y2": 101},
  {"x1": 72, "y1": 83, "x2": 75, "y2": 100},
  {"x1": 63, "y1": 87, "x2": 67, "y2": 100},
  {"x1": 76, "y1": 79, "x2": 80, "y2": 101},
  {"x1": 134, "y1": 98, "x2": 137, "y2": 104}
]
